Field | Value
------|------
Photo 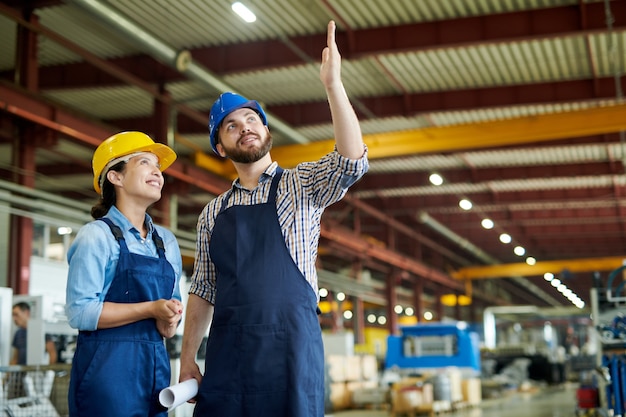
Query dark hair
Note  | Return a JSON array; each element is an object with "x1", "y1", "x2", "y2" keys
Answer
[
  {"x1": 13, "y1": 302, "x2": 30, "y2": 312},
  {"x1": 90, "y1": 160, "x2": 126, "y2": 219}
]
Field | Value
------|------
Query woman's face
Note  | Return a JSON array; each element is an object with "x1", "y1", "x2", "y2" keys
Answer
[{"x1": 110, "y1": 152, "x2": 164, "y2": 203}]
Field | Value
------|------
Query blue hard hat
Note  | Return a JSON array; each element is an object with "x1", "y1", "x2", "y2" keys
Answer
[{"x1": 208, "y1": 92, "x2": 268, "y2": 155}]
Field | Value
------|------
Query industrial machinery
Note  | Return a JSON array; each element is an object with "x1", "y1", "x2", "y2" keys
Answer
[{"x1": 385, "y1": 322, "x2": 481, "y2": 375}]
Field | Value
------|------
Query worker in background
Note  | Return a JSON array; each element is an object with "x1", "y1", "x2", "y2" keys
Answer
[
  {"x1": 65, "y1": 132, "x2": 183, "y2": 417},
  {"x1": 179, "y1": 20, "x2": 368, "y2": 417},
  {"x1": 10, "y1": 302, "x2": 58, "y2": 365}
]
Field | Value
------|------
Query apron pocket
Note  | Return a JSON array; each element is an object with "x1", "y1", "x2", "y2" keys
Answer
[{"x1": 240, "y1": 323, "x2": 288, "y2": 393}]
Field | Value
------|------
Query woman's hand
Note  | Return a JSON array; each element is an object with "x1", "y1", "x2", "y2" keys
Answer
[{"x1": 154, "y1": 299, "x2": 183, "y2": 338}]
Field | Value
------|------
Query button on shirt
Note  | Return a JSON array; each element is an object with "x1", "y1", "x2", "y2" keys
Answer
[
  {"x1": 65, "y1": 206, "x2": 183, "y2": 331},
  {"x1": 190, "y1": 147, "x2": 369, "y2": 304}
]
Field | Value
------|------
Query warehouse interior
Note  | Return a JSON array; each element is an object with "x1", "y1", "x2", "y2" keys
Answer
[{"x1": 1, "y1": 0, "x2": 626, "y2": 416}]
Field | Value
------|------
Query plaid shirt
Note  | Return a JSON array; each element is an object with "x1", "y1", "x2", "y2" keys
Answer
[{"x1": 189, "y1": 147, "x2": 369, "y2": 304}]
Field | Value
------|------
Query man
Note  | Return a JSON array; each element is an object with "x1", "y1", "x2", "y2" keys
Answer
[
  {"x1": 179, "y1": 20, "x2": 368, "y2": 416},
  {"x1": 11, "y1": 302, "x2": 57, "y2": 365}
]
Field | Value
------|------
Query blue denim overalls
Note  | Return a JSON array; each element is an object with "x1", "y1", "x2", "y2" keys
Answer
[{"x1": 68, "y1": 218, "x2": 175, "y2": 417}]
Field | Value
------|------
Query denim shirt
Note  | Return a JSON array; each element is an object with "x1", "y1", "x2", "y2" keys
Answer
[{"x1": 65, "y1": 206, "x2": 182, "y2": 331}]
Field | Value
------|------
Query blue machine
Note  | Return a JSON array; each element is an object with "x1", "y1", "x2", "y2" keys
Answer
[{"x1": 385, "y1": 322, "x2": 481, "y2": 374}]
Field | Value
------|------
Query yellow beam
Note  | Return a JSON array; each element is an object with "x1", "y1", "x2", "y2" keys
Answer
[
  {"x1": 452, "y1": 256, "x2": 626, "y2": 280},
  {"x1": 193, "y1": 102, "x2": 626, "y2": 176}
]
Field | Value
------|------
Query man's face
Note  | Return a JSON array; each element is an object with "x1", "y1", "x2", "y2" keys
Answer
[
  {"x1": 12, "y1": 307, "x2": 29, "y2": 328},
  {"x1": 217, "y1": 107, "x2": 272, "y2": 163}
]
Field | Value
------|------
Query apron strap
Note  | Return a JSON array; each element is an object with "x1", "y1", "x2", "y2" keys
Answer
[
  {"x1": 98, "y1": 217, "x2": 129, "y2": 252},
  {"x1": 268, "y1": 167, "x2": 283, "y2": 201}
]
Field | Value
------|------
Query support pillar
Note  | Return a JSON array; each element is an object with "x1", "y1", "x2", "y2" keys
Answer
[
  {"x1": 386, "y1": 271, "x2": 399, "y2": 335},
  {"x1": 152, "y1": 87, "x2": 173, "y2": 226},
  {"x1": 413, "y1": 277, "x2": 424, "y2": 323}
]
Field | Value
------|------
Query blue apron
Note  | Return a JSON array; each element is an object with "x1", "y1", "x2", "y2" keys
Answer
[
  {"x1": 68, "y1": 218, "x2": 175, "y2": 417},
  {"x1": 194, "y1": 169, "x2": 324, "y2": 417}
]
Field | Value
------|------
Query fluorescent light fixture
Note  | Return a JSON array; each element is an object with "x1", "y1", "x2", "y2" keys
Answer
[
  {"x1": 232, "y1": 2, "x2": 256, "y2": 23},
  {"x1": 499, "y1": 233, "x2": 512, "y2": 244},
  {"x1": 459, "y1": 199, "x2": 472, "y2": 210},
  {"x1": 429, "y1": 173, "x2": 443, "y2": 185}
]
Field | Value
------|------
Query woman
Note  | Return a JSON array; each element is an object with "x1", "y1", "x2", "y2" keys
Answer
[{"x1": 65, "y1": 131, "x2": 183, "y2": 417}]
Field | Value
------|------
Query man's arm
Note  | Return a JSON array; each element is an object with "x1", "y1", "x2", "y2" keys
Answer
[
  {"x1": 179, "y1": 294, "x2": 214, "y2": 388},
  {"x1": 320, "y1": 20, "x2": 364, "y2": 160},
  {"x1": 9, "y1": 347, "x2": 18, "y2": 365},
  {"x1": 45, "y1": 339, "x2": 57, "y2": 364}
]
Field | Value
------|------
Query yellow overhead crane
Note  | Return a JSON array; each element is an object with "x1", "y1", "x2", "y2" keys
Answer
[
  {"x1": 194, "y1": 101, "x2": 626, "y2": 177},
  {"x1": 452, "y1": 256, "x2": 626, "y2": 280}
]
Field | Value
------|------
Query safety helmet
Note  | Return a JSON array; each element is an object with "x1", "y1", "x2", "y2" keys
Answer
[
  {"x1": 208, "y1": 92, "x2": 268, "y2": 154},
  {"x1": 92, "y1": 131, "x2": 177, "y2": 194}
]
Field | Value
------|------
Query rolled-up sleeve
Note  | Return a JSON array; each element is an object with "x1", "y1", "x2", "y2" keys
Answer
[{"x1": 65, "y1": 223, "x2": 112, "y2": 330}]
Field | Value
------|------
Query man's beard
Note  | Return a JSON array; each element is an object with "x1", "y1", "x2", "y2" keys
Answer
[{"x1": 222, "y1": 131, "x2": 273, "y2": 163}]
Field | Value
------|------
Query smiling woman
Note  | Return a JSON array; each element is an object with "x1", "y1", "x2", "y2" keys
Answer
[{"x1": 64, "y1": 131, "x2": 184, "y2": 417}]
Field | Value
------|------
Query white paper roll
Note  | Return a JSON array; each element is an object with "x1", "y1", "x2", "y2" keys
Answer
[{"x1": 159, "y1": 379, "x2": 199, "y2": 409}]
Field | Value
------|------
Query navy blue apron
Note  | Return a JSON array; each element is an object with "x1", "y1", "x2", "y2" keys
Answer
[
  {"x1": 194, "y1": 169, "x2": 324, "y2": 417},
  {"x1": 68, "y1": 218, "x2": 175, "y2": 417}
]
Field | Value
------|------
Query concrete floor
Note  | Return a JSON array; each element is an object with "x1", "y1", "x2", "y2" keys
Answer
[{"x1": 328, "y1": 383, "x2": 587, "y2": 417}]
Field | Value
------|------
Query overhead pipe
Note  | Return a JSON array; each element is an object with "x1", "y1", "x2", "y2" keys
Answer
[
  {"x1": 418, "y1": 211, "x2": 561, "y2": 306},
  {"x1": 67, "y1": 0, "x2": 309, "y2": 145}
]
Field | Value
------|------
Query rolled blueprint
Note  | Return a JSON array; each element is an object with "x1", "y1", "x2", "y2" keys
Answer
[{"x1": 159, "y1": 379, "x2": 199, "y2": 409}]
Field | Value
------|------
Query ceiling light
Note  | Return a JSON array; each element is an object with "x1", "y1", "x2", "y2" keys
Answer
[
  {"x1": 318, "y1": 288, "x2": 328, "y2": 298},
  {"x1": 429, "y1": 173, "x2": 443, "y2": 185},
  {"x1": 57, "y1": 226, "x2": 72, "y2": 235},
  {"x1": 367, "y1": 314, "x2": 376, "y2": 323},
  {"x1": 481, "y1": 219, "x2": 494, "y2": 229},
  {"x1": 377, "y1": 316, "x2": 387, "y2": 325},
  {"x1": 336, "y1": 291, "x2": 346, "y2": 301},
  {"x1": 544, "y1": 272, "x2": 554, "y2": 281},
  {"x1": 232, "y1": 2, "x2": 257, "y2": 22},
  {"x1": 394, "y1": 305, "x2": 403, "y2": 314},
  {"x1": 514, "y1": 246, "x2": 526, "y2": 256},
  {"x1": 405, "y1": 307, "x2": 414, "y2": 316},
  {"x1": 343, "y1": 310, "x2": 353, "y2": 320},
  {"x1": 499, "y1": 233, "x2": 512, "y2": 244},
  {"x1": 526, "y1": 256, "x2": 536, "y2": 265},
  {"x1": 551, "y1": 278, "x2": 561, "y2": 287},
  {"x1": 459, "y1": 199, "x2": 472, "y2": 210}
]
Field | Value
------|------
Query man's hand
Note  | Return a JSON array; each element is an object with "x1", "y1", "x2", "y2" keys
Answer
[{"x1": 320, "y1": 20, "x2": 341, "y2": 90}]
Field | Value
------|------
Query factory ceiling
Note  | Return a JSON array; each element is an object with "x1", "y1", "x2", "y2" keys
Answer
[{"x1": 1, "y1": 0, "x2": 626, "y2": 317}]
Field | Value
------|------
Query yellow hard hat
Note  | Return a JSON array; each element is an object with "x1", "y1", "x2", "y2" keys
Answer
[{"x1": 92, "y1": 131, "x2": 177, "y2": 193}]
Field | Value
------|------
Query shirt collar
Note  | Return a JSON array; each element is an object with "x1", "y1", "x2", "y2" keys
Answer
[{"x1": 105, "y1": 205, "x2": 154, "y2": 235}]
